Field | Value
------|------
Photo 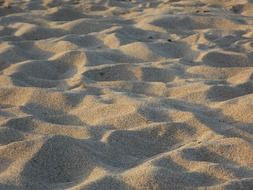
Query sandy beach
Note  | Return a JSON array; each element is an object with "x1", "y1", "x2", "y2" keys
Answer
[{"x1": 0, "y1": 0, "x2": 253, "y2": 189}]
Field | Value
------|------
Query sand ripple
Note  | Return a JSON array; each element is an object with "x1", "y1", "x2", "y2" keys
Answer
[{"x1": 0, "y1": 0, "x2": 253, "y2": 189}]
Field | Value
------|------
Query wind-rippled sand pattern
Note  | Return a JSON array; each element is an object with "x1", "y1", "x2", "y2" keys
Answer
[{"x1": 0, "y1": 0, "x2": 253, "y2": 189}]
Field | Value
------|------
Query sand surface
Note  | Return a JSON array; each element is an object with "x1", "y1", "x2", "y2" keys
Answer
[{"x1": 0, "y1": 0, "x2": 253, "y2": 189}]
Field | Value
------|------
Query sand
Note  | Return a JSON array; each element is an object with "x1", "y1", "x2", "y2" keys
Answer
[{"x1": 0, "y1": 0, "x2": 253, "y2": 189}]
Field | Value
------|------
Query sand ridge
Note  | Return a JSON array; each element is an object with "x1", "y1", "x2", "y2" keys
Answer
[{"x1": 0, "y1": 0, "x2": 253, "y2": 189}]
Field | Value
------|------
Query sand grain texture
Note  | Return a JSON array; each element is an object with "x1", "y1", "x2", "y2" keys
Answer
[{"x1": 0, "y1": 0, "x2": 253, "y2": 189}]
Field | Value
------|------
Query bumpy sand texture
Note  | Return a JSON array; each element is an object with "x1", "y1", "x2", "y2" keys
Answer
[{"x1": 0, "y1": 0, "x2": 253, "y2": 189}]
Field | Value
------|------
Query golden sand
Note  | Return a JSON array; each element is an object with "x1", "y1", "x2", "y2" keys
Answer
[{"x1": 0, "y1": 0, "x2": 252, "y2": 189}]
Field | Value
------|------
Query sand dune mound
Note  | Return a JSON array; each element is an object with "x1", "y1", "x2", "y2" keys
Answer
[
  {"x1": 22, "y1": 135, "x2": 96, "y2": 184},
  {"x1": 0, "y1": 0, "x2": 253, "y2": 189}
]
